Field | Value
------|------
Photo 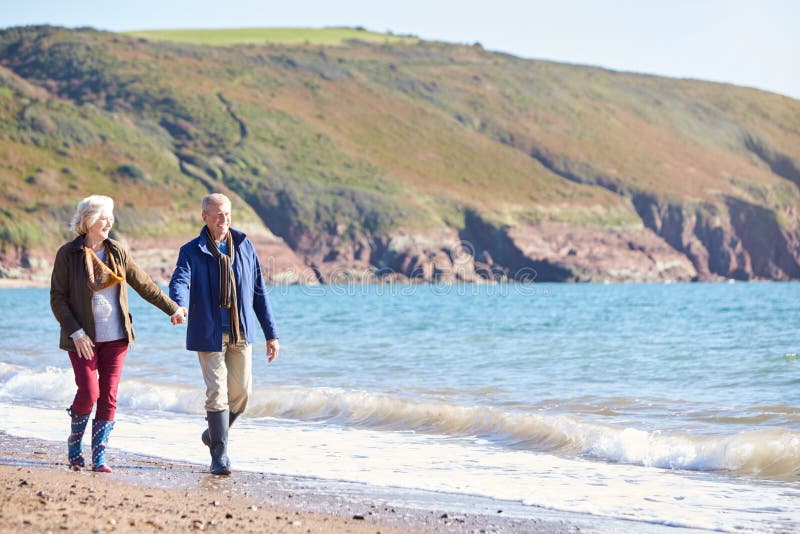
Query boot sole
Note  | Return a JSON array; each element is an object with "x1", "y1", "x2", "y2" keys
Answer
[{"x1": 210, "y1": 468, "x2": 231, "y2": 476}]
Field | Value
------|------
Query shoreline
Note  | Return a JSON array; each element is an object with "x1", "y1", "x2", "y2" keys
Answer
[
  {"x1": 1, "y1": 277, "x2": 794, "y2": 290},
  {"x1": 0, "y1": 432, "x2": 598, "y2": 533},
  {"x1": 0, "y1": 279, "x2": 49, "y2": 288}
]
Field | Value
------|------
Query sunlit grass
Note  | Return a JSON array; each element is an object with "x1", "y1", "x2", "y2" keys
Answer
[{"x1": 124, "y1": 27, "x2": 418, "y2": 47}]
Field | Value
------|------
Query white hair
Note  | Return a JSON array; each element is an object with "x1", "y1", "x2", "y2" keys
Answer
[
  {"x1": 69, "y1": 195, "x2": 114, "y2": 235},
  {"x1": 202, "y1": 193, "x2": 232, "y2": 213}
]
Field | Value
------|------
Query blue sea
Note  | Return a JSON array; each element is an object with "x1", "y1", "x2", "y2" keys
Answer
[{"x1": 1, "y1": 282, "x2": 799, "y2": 531}]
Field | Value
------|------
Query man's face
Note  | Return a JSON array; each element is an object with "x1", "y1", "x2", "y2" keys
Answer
[{"x1": 202, "y1": 201, "x2": 231, "y2": 239}]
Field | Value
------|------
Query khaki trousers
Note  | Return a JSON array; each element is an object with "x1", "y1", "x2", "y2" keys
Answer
[{"x1": 198, "y1": 333, "x2": 253, "y2": 413}]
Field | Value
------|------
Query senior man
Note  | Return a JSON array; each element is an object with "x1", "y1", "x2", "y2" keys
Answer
[{"x1": 169, "y1": 193, "x2": 279, "y2": 475}]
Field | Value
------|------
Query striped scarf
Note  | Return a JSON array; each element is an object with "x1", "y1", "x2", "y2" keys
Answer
[{"x1": 204, "y1": 226, "x2": 240, "y2": 344}]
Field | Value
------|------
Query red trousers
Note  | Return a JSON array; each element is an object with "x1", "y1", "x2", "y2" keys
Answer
[{"x1": 68, "y1": 338, "x2": 128, "y2": 421}]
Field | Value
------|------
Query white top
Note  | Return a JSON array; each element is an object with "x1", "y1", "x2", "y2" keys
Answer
[
  {"x1": 90, "y1": 248, "x2": 126, "y2": 343},
  {"x1": 69, "y1": 249, "x2": 182, "y2": 344}
]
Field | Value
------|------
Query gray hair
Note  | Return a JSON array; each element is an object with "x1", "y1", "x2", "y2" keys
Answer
[
  {"x1": 69, "y1": 195, "x2": 114, "y2": 235},
  {"x1": 202, "y1": 193, "x2": 232, "y2": 213}
]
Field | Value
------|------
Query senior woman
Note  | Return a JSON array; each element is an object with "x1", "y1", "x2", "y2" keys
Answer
[{"x1": 50, "y1": 195, "x2": 186, "y2": 472}]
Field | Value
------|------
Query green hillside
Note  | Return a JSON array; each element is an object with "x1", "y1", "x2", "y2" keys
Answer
[
  {"x1": 124, "y1": 27, "x2": 418, "y2": 46},
  {"x1": 1, "y1": 25, "x2": 799, "y2": 282}
]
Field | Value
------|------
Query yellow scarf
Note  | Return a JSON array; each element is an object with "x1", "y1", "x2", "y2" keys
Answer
[{"x1": 84, "y1": 242, "x2": 124, "y2": 291}]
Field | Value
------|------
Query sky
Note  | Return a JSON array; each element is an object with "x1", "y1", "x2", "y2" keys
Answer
[{"x1": 1, "y1": 0, "x2": 798, "y2": 100}]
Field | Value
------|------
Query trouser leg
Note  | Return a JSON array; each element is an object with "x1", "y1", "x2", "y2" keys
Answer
[
  {"x1": 67, "y1": 346, "x2": 99, "y2": 470},
  {"x1": 94, "y1": 339, "x2": 128, "y2": 421},
  {"x1": 198, "y1": 334, "x2": 253, "y2": 473},
  {"x1": 68, "y1": 349, "x2": 100, "y2": 416},
  {"x1": 198, "y1": 334, "x2": 230, "y2": 412},
  {"x1": 225, "y1": 338, "x2": 253, "y2": 415},
  {"x1": 199, "y1": 334, "x2": 232, "y2": 474}
]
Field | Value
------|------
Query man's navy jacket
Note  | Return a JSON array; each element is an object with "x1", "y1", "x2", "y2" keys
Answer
[{"x1": 169, "y1": 227, "x2": 278, "y2": 352}]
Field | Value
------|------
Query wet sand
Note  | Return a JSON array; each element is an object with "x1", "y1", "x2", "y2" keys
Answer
[{"x1": 0, "y1": 432, "x2": 590, "y2": 533}]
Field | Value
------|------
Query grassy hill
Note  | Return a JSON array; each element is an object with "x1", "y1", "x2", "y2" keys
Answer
[
  {"x1": 1, "y1": 25, "x2": 799, "y2": 282},
  {"x1": 124, "y1": 27, "x2": 419, "y2": 46}
]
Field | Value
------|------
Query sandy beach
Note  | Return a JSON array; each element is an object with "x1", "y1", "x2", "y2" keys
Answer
[{"x1": 0, "y1": 432, "x2": 589, "y2": 533}]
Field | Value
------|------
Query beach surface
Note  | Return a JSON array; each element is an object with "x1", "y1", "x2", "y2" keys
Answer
[{"x1": 0, "y1": 432, "x2": 595, "y2": 533}]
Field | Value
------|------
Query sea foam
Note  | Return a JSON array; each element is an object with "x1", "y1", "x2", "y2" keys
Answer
[
  {"x1": 2, "y1": 362, "x2": 797, "y2": 480},
  {"x1": 243, "y1": 385, "x2": 800, "y2": 479}
]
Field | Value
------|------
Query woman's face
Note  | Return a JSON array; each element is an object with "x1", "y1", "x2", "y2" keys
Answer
[{"x1": 86, "y1": 209, "x2": 114, "y2": 242}]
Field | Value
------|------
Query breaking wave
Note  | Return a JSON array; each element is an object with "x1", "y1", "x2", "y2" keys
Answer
[{"x1": 2, "y1": 362, "x2": 798, "y2": 480}]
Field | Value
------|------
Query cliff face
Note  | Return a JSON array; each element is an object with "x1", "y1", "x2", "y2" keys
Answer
[
  {"x1": 631, "y1": 194, "x2": 800, "y2": 281},
  {"x1": 1, "y1": 26, "x2": 799, "y2": 284}
]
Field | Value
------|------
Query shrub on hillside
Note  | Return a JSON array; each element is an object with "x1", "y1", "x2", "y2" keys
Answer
[{"x1": 115, "y1": 163, "x2": 149, "y2": 182}]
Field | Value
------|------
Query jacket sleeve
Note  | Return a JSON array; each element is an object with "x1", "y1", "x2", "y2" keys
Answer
[
  {"x1": 50, "y1": 246, "x2": 82, "y2": 335},
  {"x1": 252, "y1": 249, "x2": 278, "y2": 340},
  {"x1": 169, "y1": 246, "x2": 191, "y2": 308},
  {"x1": 122, "y1": 247, "x2": 179, "y2": 316}
]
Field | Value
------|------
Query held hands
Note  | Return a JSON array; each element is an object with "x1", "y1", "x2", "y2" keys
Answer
[
  {"x1": 170, "y1": 307, "x2": 188, "y2": 325},
  {"x1": 266, "y1": 338, "x2": 280, "y2": 363},
  {"x1": 74, "y1": 334, "x2": 95, "y2": 360}
]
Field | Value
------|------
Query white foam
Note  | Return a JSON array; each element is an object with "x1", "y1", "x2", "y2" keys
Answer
[
  {"x1": 1, "y1": 364, "x2": 798, "y2": 479},
  {"x1": 582, "y1": 424, "x2": 800, "y2": 478},
  {"x1": 244, "y1": 385, "x2": 800, "y2": 478},
  {"x1": 0, "y1": 364, "x2": 75, "y2": 405},
  {"x1": 0, "y1": 362, "x2": 204, "y2": 415}
]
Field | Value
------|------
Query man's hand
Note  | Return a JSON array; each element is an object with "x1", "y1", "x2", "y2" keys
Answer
[
  {"x1": 171, "y1": 307, "x2": 188, "y2": 325},
  {"x1": 74, "y1": 334, "x2": 95, "y2": 360},
  {"x1": 266, "y1": 338, "x2": 280, "y2": 363}
]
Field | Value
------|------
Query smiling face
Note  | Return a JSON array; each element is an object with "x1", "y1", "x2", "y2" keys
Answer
[
  {"x1": 202, "y1": 200, "x2": 232, "y2": 241},
  {"x1": 86, "y1": 209, "x2": 114, "y2": 245}
]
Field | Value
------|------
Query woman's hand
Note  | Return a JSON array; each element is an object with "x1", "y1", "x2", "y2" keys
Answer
[
  {"x1": 74, "y1": 334, "x2": 95, "y2": 360},
  {"x1": 171, "y1": 307, "x2": 188, "y2": 325}
]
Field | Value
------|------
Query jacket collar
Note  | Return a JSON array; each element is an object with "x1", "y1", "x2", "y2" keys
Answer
[
  {"x1": 68, "y1": 235, "x2": 119, "y2": 254},
  {"x1": 197, "y1": 227, "x2": 246, "y2": 256},
  {"x1": 67, "y1": 234, "x2": 86, "y2": 252}
]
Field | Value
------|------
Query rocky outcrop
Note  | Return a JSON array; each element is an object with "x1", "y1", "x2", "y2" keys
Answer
[
  {"x1": 726, "y1": 197, "x2": 800, "y2": 279},
  {"x1": 371, "y1": 230, "x2": 480, "y2": 283},
  {"x1": 262, "y1": 197, "x2": 800, "y2": 284},
  {"x1": 0, "y1": 244, "x2": 50, "y2": 283},
  {"x1": 632, "y1": 194, "x2": 800, "y2": 280},
  {"x1": 505, "y1": 223, "x2": 696, "y2": 282},
  {"x1": 4, "y1": 194, "x2": 798, "y2": 285},
  {"x1": 252, "y1": 208, "x2": 698, "y2": 285},
  {"x1": 459, "y1": 210, "x2": 574, "y2": 282},
  {"x1": 278, "y1": 228, "x2": 484, "y2": 284}
]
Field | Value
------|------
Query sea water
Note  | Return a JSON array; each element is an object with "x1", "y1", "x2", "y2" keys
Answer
[{"x1": 1, "y1": 283, "x2": 798, "y2": 531}]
